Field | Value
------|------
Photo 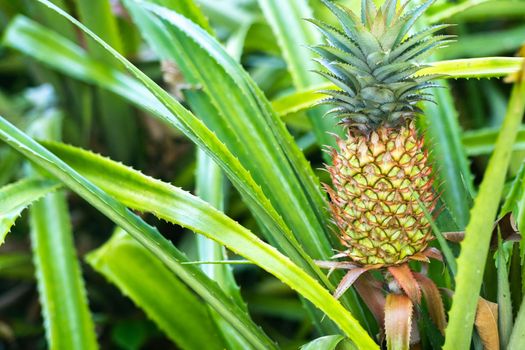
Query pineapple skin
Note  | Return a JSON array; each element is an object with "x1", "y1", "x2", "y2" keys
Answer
[{"x1": 326, "y1": 122, "x2": 436, "y2": 266}]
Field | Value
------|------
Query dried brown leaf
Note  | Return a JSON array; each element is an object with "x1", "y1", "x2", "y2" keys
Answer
[
  {"x1": 443, "y1": 231, "x2": 465, "y2": 242},
  {"x1": 475, "y1": 297, "x2": 500, "y2": 350},
  {"x1": 422, "y1": 247, "x2": 443, "y2": 262},
  {"x1": 354, "y1": 273, "x2": 386, "y2": 326},
  {"x1": 490, "y1": 213, "x2": 520, "y2": 247},
  {"x1": 333, "y1": 267, "x2": 371, "y2": 299},
  {"x1": 414, "y1": 273, "x2": 447, "y2": 335}
]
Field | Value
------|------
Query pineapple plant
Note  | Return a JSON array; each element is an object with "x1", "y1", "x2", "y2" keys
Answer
[
  {"x1": 2, "y1": 0, "x2": 522, "y2": 348},
  {"x1": 313, "y1": 0, "x2": 451, "y2": 345}
]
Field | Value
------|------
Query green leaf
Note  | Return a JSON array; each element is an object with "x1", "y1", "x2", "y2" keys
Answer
[
  {"x1": 422, "y1": 57, "x2": 524, "y2": 78},
  {"x1": 462, "y1": 126, "x2": 525, "y2": 156},
  {"x1": 0, "y1": 115, "x2": 276, "y2": 350},
  {"x1": 9, "y1": 5, "x2": 320, "y2": 285},
  {"x1": 7, "y1": 1, "x2": 364, "y2": 326},
  {"x1": 74, "y1": 0, "x2": 137, "y2": 162},
  {"x1": 41, "y1": 139, "x2": 376, "y2": 344},
  {"x1": 122, "y1": 0, "x2": 361, "y2": 332},
  {"x1": 443, "y1": 79, "x2": 525, "y2": 350},
  {"x1": 30, "y1": 190, "x2": 98, "y2": 350},
  {"x1": 26, "y1": 111, "x2": 98, "y2": 350},
  {"x1": 0, "y1": 116, "x2": 377, "y2": 348},
  {"x1": 508, "y1": 297, "x2": 525, "y2": 350},
  {"x1": 87, "y1": 228, "x2": 227, "y2": 350},
  {"x1": 271, "y1": 58, "x2": 524, "y2": 118},
  {"x1": 8, "y1": 4, "x2": 312, "y2": 280},
  {"x1": 196, "y1": 151, "x2": 250, "y2": 350},
  {"x1": 257, "y1": 0, "x2": 342, "y2": 147},
  {"x1": 122, "y1": 0, "x2": 336, "y2": 265},
  {"x1": 496, "y1": 238, "x2": 513, "y2": 349},
  {"x1": 424, "y1": 83, "x2": 473, "y2": 230},
  {"x1": 0, "y1": 178, "x2": 60, "y2": 245},
  {"x1": 38, "y1": 139, "x2": 378, "y2": 348},
  {"x1": 301, "y1": 335, "x2": 357, "y2": 350},
  {"x1": 427, "y1": 0, "x2": 492, "y2": 23},
  {"x1": 440, "y1": 26, "x2": 525, "y2": 59}
]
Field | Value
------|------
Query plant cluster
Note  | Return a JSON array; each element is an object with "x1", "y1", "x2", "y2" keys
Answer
[{"x1": 0, "y1": 0, "x2": 525, "y2": 349}]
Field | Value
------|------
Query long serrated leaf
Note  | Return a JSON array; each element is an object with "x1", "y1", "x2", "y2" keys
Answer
[
  {"x1": 24, "y1": 0, "x2": 331, "y2": 295},
  {"x1": 8, "y1": 1, "x2": 362, "y2": 326},
  {"x1": 30, "y1": 190, "x2": 98, "y2": 350},
  {"x1": 508, "y1": 297, "x2": 525, "y2": 349},
  {"x1": 108, "y1": 0, "x2": 364, "y2": 324},
  {"x1": 38, "y1": 139, "x2": 378, "y2": 348},
  {"x1": 424, "y1": 82, "x2": 473, "y2": 230},
  {"x1": 26, "y1": 113, "x2": 98, "y2": 350},
  {"x1": 87, "y1": 229, "x2": 227, "y2": 350},
  {"x1": 74, "y1": 0, "x2": 137, "y2": 162},
  {"x1": 443, "y1": 78, "x2": 525, "y2": 350},
  {"x1": 257, "y1": 0, "x2": 343, "y2": 147},
  {"x1": 385, "y1": 294, "x2": 413, "y2": 350},
  {"x1": 196, "y1": 151, "x2": 250, "y2": 350},
  {"x1": 122, "y1": 0, "x2": 336, "y2": 265},
  {"x1": 271, "y1": 57, "x2": 524, "y2": 118},
  {"x1": 16, "y1": 0, "x2": 319, "y2": 288},
  {"x1": 0, "y1": 115, "x2": 276, "y2": 350},
  {"x1": 3, "y1": 13, "x2": 361, "y2": 327},
  {"x1": 0, "y1": 178, "x2": 60, "y2": 245},
  {"x1": 0, "y1": 117, "x2": 378, "y2": 348}
]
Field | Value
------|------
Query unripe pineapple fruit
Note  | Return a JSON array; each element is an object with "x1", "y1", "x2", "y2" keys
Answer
[
  {"x1": 326, "y1": 122, "x2": 435, "y2": 265},
  {"x1": 314, "y1": 0, "x2": 450, "y2": 266}
]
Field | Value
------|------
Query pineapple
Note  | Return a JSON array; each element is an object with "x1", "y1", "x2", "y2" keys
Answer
[
  {"x1": 311, "y1": 1, "x2": 453, "y2": 345},
  {"x1": 312, "y1": 0, "x2": 451, "y2": 267}
]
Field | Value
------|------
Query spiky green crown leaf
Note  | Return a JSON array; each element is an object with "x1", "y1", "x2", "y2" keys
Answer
[{"x1": 311, "y1": 0, "x2": 453, "y2": 133}]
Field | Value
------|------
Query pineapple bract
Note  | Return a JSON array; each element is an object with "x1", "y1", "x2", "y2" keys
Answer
[{"x1": 313, "y1": 0, "x2": 451, "y2": 266}]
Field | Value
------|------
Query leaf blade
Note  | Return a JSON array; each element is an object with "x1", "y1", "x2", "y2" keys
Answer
[
  {"x1": 87, "y1": 229, "x2": 228, "y2": 350},
  {"x1": 38, "y1": 139, "x2": 379, "y2": 348}
]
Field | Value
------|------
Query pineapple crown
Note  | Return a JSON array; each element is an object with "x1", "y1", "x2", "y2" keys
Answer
[{"x1": 310, "y1": 0, "x2": 453, "y2": 133}]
